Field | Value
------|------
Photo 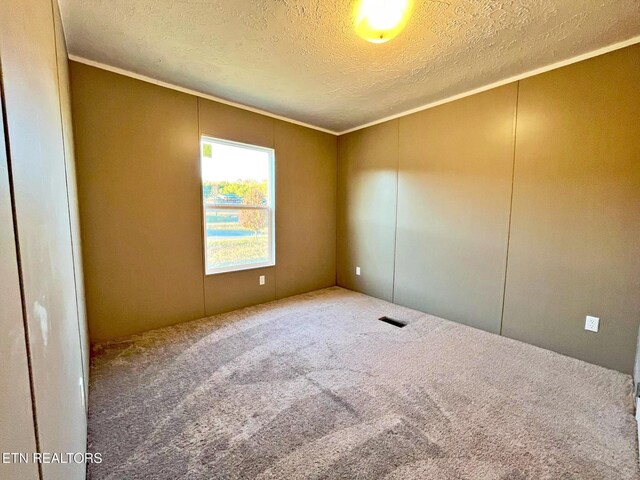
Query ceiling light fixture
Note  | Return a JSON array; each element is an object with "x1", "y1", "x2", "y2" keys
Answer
[{"x1": 355, "y1": 0, "x2": 413, "y2": 44}]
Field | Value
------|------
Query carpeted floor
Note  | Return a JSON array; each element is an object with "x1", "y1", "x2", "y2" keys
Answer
[{"x1": 88, "y1": 287, "x2": 639, "y2": 479}]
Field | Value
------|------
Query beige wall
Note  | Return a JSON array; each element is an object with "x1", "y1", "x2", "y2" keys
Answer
[
  {"x1": 70, "y1": 63, "x2": 337, "y2": 341},
  {"x1": 274, "y1": 120, "x2": 337, "y2": 299},
  {"x1": 501, "y1": 46, "x2": 640, "y2": 374},
  {"x1": 394, "y1": 84, "x2": 517, "y2": 333},
  {"x1": 336, "y1": 44, "x2": 640, "y2": 374},
  {"x1": 70, "y1": 64, "x2": 205, "y2": 342},
  {"x1": 0, "y1": 0, "x2": 89, "y2": 478},
  {"x1": 337, "y1": 121, "x2": 399, "y2": 301}
]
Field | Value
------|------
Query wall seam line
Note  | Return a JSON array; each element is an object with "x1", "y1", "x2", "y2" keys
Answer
[
  {"x1": 272, "y1": 118, "x2": 277, "y2": 300},
  {"x1": 333, "y1": 135, "x2": 340, "y2": 287},
  {"x1": 391, "y1": 120, "x2": 400, "y2": 304},
  {"x1": 0, "y1": 62, "x2": 44, "y2": 480},
  {"x1": 499, "y1": 81, "x2": 520, "y2": 336},
  {"x1": 197, "y1": 98, "x2": 207, "y2": 317}
]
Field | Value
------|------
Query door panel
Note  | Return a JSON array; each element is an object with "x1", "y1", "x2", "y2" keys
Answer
[
  {"x1": 0, "y1": 0, "x2": 87, "y2": 478},
  {"x1": 0, "y1": 79, "x2": 39, "y2": 480}
]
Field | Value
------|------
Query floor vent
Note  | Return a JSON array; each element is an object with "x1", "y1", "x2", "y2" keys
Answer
[{"x1": 379, "y1": 316, "x2": 407, "y2": 328}]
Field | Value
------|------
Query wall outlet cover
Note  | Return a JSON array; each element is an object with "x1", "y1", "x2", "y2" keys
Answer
[
  {"x1": 585, "y1": 315, "x2": 599, "y2": 332},
  {"x1": 355, "y1": 267, "x2": 361, "y2": 276},
  {"x1": 259, "y1": 275, "x2": 265, "y2": 285}
]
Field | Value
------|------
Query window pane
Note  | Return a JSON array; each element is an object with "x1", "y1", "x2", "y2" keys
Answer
[
  {"x1": 201, "y1": 137, "x2": 275, "y2": 274},
  {"x1": 202, "y1": 141, "x2": 271, "y2": 206},
  {"x1": 205, "y1": 208, "x2": 270, "y2": 271}
]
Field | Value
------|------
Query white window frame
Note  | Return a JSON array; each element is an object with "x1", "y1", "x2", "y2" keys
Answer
[{"x1": 200, "y1": 136, "x2": 276, "y2": 275}]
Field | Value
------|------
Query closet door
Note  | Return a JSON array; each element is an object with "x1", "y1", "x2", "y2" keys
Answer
[
  {"x1": 0, "y1": 85, "x2": 39, "y2": 479},
  {"x1": 0, "y1": 0, "x2": 87, "y2": 478}
]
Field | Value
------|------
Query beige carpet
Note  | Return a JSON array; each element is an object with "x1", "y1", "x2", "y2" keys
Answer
[{"x1": 88, "y1": 287, "x2": 639, "y2": 479}]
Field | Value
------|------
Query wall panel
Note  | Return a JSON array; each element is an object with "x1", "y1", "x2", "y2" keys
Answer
[
  {"x1": 393, "y1": 84, "x2": 517, "y2": 333},
  {"x1": 336, "y1": 121, "x2": 398, "y2": 301},
  {"x1": 198, "y1": 99, "x2": 274, "y2": 149},
  {"x1": 70, "y1": 63, "x2": 204, "y2": 341},
  {"x1": 274, "y1": 120, "x2": 336, "y2": 299},
  {"x1": 203, "y1": 266, "x2": 276, "y2": 317},
  {"x1": 502, "y1": 45, "x2": 640, "y2": 374}
]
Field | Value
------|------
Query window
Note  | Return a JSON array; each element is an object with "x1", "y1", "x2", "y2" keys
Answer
[{"x1": 200, "y1": 137, "x2": 275, "y2": 275}]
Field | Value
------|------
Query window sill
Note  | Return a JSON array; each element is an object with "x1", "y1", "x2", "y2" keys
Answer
[{"x1": 205, "y1": 261, "x2": 275, "y2": 276}]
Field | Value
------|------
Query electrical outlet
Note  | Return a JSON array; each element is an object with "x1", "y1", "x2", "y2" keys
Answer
[
  {"x1": 355, "y1": 266, "x2": 361, "y2": 276},
  {"x1": 585, "y1": 315, "x2": 599, "y2": 333},
  {"x1": 259, "y1": 275, "x2": 265, "y2": 286}
]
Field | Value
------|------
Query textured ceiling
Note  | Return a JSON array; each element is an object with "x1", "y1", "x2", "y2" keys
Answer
[{"x1": 59, "y1": 0, "x2": 640, "y2": 133}]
